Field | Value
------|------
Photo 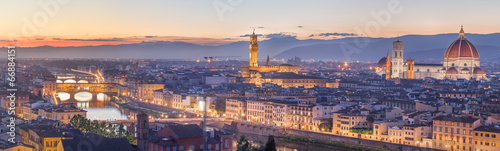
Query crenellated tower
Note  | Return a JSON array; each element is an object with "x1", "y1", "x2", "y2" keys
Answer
[{"x1": 249, "y1": 30, "x2": 259, "y2": 67}]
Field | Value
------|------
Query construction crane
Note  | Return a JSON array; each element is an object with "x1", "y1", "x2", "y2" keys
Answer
[{"x1": 203, "y1": 56, "x2": 240, "y2": 68}]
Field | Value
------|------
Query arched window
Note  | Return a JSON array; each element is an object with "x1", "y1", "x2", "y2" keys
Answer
[
  {"x1": 190, "y1": 145, "x2": 195, "y2": 150},
  {"x1": 179, "y1": 146, "x2": 184, "y2": 151}
]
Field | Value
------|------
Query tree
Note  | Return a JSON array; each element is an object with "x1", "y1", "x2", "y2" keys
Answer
[
  {"x1": 366, "y1": 114, "x2": 375, "y2": 126},
  {"x1": 237, "y1": 135, "x2": 252, "y2": 151},
  {"x1": 263, "y1": 135, "x2": 276, "y2": 151},
  {"x1": 215, "y1": 98, "x2": 226, "y2": 114}
]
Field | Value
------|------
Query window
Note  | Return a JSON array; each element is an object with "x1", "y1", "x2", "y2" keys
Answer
[{"x1": 179, "y1": 146, "x2": 184, "y2": 151}]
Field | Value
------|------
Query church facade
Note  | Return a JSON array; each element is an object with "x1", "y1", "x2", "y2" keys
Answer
[{"x1": 375, "y1": 26, "x2": 487, "y2": 81}]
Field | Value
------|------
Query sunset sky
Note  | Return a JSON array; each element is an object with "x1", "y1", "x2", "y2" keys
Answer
[{"x1": 1, "y1": 0, "x2": 500, "y2": 47}]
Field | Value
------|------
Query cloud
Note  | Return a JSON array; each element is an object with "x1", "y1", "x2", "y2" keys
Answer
[
  {"x1": 309, "y1": 32, "x2": 359, "y2": 37},
  {"x1": 63, "y1": 38, "x2": 123, "y2": 41},
  {"x1": 145, "y1": 36, "x2": 157, "y2": 38},
  {"x1": 264, "y1": 32, "x2": 297, "y2": 39},
  {"x1": 298, "y1": 26, "x2": 303, "y2": 28},
  {"x1": 53, "y1": 38, "x2": 62, "y2": 40},
  {"x1": 240, "y1": 34, "x2": 264, "y2": 37}
]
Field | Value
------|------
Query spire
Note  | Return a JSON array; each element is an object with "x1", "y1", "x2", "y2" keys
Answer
[
  {"x1": 266, "y1": 55, "x2": 270, "y2": 66},
  {"x1": 458, "y1": 25, "x2": 466, "y2": 39}
]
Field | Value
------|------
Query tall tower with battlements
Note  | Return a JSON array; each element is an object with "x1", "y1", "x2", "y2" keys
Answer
[{"x1": 249, "y1": 31, "x2": 259, "y2": 67}]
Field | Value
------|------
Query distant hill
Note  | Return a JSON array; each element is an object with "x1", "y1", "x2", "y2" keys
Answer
[{"x1": 4, "y1": 33, "x2": 500, "y2": 62}]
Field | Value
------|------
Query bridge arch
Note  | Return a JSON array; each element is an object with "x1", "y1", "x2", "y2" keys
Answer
[
  {"x1": 64, "y1": 79, "x2": 77, "y2": 83},
  {"x1": 96, "y1": 93, "x2": 111, "y2": 101},
  {"x1": 77, "y1": 80, "x2": 89, "y2": 83},
  {"x1": 56, "y1": 92, "x2": 71, "y2": 101},
  {"x1": 74, "y1": 91, "x2": 93, "y2": 102}
]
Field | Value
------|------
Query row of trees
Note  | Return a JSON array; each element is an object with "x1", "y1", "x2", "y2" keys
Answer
[
  {"x1": 237, "y1": 135, "x2": 276, "y2": 151},
  {"x1": 70, "y1": 114, "x2": 136, "y2": 145}
]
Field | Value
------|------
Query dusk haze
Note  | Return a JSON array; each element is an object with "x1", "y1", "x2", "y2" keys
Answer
[{"x1": 1, "y1": 1, "x2": 500, "y2": 151}]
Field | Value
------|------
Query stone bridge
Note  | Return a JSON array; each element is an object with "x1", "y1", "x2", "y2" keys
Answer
[
  {"x1": 56, "y1": 83, "x2": 119, "y2": 101},
  {"x1": 56, "y1": 74, "x2": 97, "y2": 83}
]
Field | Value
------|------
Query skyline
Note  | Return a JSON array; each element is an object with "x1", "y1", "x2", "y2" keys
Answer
[{"x1": 1, "y1": 0, "x2": 500, "y2": 47}]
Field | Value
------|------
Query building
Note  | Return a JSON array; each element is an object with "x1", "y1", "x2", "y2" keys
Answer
[
  {"x1": 225, "y1": 97, "x2": 247, "y2": 120},
  {"x1": 150, "y1": 124, "x2": 233, "y2": 151},
  {"x1": 241, "y1": 31, "x2": 306, "y2": 88},
  {"x1": 392, "y1": 39, "x2": 404, "y2": 78},
  {"x1": 258, "y1": 72, "x2": 327, "y2": 88},
  {"x1": 19, "y1": 125, "x2": 74, "y2": 151},
  {"x1": 246, "y1": 100, "x2": 266, "y2": 124},
  {"x1": 375, "y1": 26, "x2": 487, "y2": 81},
  {"x1": 289, "y1": 105, "x2": 315, "y2": 131},
  {"x1": 40, "y1": 107, "x2": 87, "y2": 124},
  {"x1": 57, "y1": 134, "x2": 137, "y2": 151},
  {"x1": 472, "y1": 125, "x2": 499, "y2": 151},
  {"x1": 137, "y1": 112, "x2": 149, "y2": 151},
  {"x1": 138, "y1": 83, "x2": 164, "y2": 102},
  {"x1": 432, "y1": 116, "x2": 481, "y2": 151},
  {"x1": 0, "y1": 91, "x2": 30, "y2": 118},
  {"x1": 401, "y1": 124, "x2": 432, "y2": 147},
  {"x1": 332, "y1": 110, "x2": 370, "y2": 137},
  {"x1": 42, "y1": 77, "x2": 56, "y2": 96}
]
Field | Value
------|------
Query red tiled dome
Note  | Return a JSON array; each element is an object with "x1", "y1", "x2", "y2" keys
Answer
[
  {"x1": 443, "y1": 26, "x2": 479, "y2": 61},
  {"x1": 473, "y1": 67, "x2": 485, "y2": 74},
  {"x1": 377, "y1": 57, "x2": 387, "y2": 67},
  {"x1": 446, "y1": 67, "x2": 458, "y2": 74}
]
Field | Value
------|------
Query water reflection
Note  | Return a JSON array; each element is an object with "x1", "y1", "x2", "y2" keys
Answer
[
  {"x1": 75, "y1": 92, "x2": 92, "y2": 101},
  {"x1": 57, "y1": 92, "x2": 71, "y2": 101},
  {"x1": 231, "y1": 132, "x2": 350, "y2": 151}
]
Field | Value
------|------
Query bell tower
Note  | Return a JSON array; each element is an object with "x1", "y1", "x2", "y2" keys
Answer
[
  {"x1": 249, "y1": 30, "x2": 259, "y2": 67},
  {"x1": 136, "y1": 112, "x2": 149, "y2": 151},
  {"x1": 392, "y1": 37, "x2": 404, "y2": 78}
]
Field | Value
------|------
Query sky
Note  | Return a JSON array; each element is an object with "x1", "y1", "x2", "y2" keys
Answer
[{"x1": 1, "y1": 0, "x2": 500, "y2": 47}]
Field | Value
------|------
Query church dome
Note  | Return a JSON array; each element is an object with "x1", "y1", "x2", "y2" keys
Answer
[
  {"x1": 473, "y1": 67, "x2": 485, "y2": 74},
  {"x1": 443, "y1": 26, "x2": 479, "y2": 61},
  {"x1": 446, "y1": 67, "x2": 458, "y2": 74},
  {"x1": 377, "y1": 57, "x2": 387, "y2": 67}
]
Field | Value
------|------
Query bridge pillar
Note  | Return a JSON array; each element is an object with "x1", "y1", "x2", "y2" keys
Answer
[
  {"x1": 92, "y1": 92, "x2": 98, "y2": 101},
  {"x1": 69, "y1": 92, "x2": 75, "y2": 102}
]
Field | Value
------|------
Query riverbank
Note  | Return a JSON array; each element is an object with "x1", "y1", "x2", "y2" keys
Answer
[
  {"x1": 223, "y1": 121, "x2": 440, "y2": 151},
  {"x1": 111, "y1": 100, "x2": 162, "y2": 117},
  {"x1": 280, "y1": 134, "x2": 388, "y2": 151}
]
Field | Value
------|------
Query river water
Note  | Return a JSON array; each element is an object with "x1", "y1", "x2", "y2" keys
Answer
[
  {"x1": 230, "y1": 132, "x2": 353, "y2": 151},
  {"x1": 52, "y1": 69, "x2": 130, "y2": 121}
]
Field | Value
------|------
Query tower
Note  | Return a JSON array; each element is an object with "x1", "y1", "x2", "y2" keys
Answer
[
  {"x1": 406, "y1": 59, "x2": 415, "y2": 79},
  {"x1": 136, "y1": 112, "x2": 149, "y2": 151},
  {"x1": 249, "y1": 30, "x2": 259, "y2": 67},
  {"x1": 392, "y1": 38, "x2": 404, "y2": 78},
  {"x1": 266, "y1": 55, "x2": 270, "y2": 66},
  {"x1": 385, "y1": 51, "x2": 391, "y2": 80}
]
